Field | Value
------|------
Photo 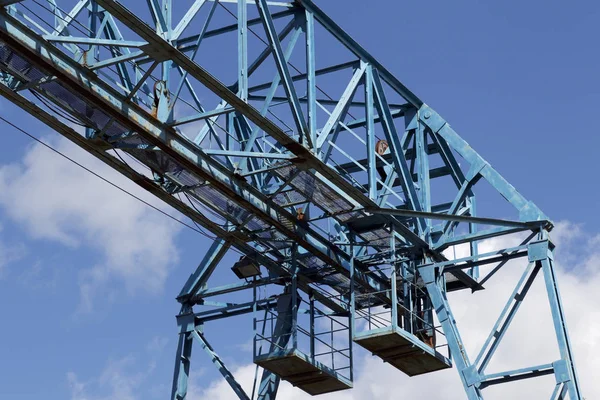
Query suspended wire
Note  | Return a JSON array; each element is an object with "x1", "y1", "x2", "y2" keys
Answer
[
  {"x1": 0, "y1": 113, "x2": 267, "y2": 262},
  {"x1": 0, "y1": 114, "x2": 219, "y2": 239},
  {"x1": 179, "y1": 193, "x2": 223, "y2": 239},
  {"x1": 181, "y1": 191, "x2": 229, "y2": 230},
  {"x1": 30, "y1": 0, "x2": 94, "y2": 35},
  {"x1": 30, "y1": 91, "x2": 88, "y2": 127}
]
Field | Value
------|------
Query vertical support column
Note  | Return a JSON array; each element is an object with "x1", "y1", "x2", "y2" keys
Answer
[
  {"x1": 227, "y1": 111, "x2": 236, "y2": 172},
  {"x1": 468, "y1": 196, "x2": 479, "y2": 279},
  {"x1": 157, "y1": 0, "x2": 173, "y2": 122},
  {"x1": 349, "y1": 236, "x2": 356, "y2": 337},
  {"x1": 305, "y1": 9, "x2": 317, "y2": 147},
  {"x1": 171, "y1": 333, "x2": 194, "y2": 400},
  {"x1": 415, "y1": 119, "x2": 431, "y2": 241},
  {"x1": 419, "y1": 264, "x2": 483, "y2": 400},
  {"x1": 401, "y1": 261, "x2": 412, "y2": 333},
  {"x1": 348, "y1": 236, "x2": 356, "y2": 382},
  {"x1": 172, "y1": 239, "x2": 230, "y2": 398},
  {"x1": 532, "y1": 238, "x2": 582, "y2": 399},
  {"x1": 309, "y1": 295, "x2": 315, "y2": 362},
  {"x1": 85, "y1": 1, "x2": 99, "y2": 139},
  {"x1": 291, "y1": 244, "x2": 299, "y2": 349},
  {"x1": 390, "y1": 230, "x2": 398, "y2": 328},
  {"x1": 365, "y1": 64, "x2": 377, "y2": 200},
  {"x1": 171, "y1": 309, "x2": 195, "y2": 400},
  {"x1": 238, "y1": 0, "x2": 248, "y2": 101}
]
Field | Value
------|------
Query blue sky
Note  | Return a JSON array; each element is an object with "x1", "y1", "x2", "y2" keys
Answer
[{"x1": 0, "y1": 1, "x2": 598, "y2": 399}]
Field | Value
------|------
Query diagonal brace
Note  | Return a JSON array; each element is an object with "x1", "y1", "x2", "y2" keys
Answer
[
  {"x1": 178, "y1": 239, "x2": 232, "y2": 302},
  {"x1": 192, "y1": 330, "x2": 251, "y2": 400},
  {"x1": 255, "y1": 0, "x2": 311, "y2": 147}
]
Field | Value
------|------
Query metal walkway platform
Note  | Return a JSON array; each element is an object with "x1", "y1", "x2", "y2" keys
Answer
[
  {"x1": 354, "y1": 326, "x2": 452, "y2": 376},
  {"x1": 254, "y1": 349, "x2": 353, "y2": 396}
]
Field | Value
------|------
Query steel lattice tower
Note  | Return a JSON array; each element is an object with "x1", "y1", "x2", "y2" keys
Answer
[{"x1": 0, "y1": 0, "x2": 582, "y2": 399}]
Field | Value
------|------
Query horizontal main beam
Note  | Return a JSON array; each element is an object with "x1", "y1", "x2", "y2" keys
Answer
[
  {"x1": 0, "y1": 8, "x2": 393, "y2": 308},
  {"x1": 479, "y1": 364, "x2": 554, "y2": 389},
  {"x1": 42, "y1": 35, "x2": 146, "y2": 47},
  {"x1": 95, "y1": 0, "x2": 430, "y2": 252},
  {"x1": 369, "y1": 207, "x2": 547, "y2": 229},
  {"x1": 0, "y1": 42, "x2": 347, "y2": 315}
]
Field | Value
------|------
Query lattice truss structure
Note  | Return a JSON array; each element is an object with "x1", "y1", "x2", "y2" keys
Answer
[{"x1": 0, "y1": 0, "x2": 583, "y2": 399}]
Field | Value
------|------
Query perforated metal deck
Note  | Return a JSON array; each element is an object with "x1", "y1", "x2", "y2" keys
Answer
[
  {"x1": 254, "y1": 349, "x2": 353, "y2": 396},
  {"x1": 354, "y1": 326, "x2": 452, "y2": 376}
]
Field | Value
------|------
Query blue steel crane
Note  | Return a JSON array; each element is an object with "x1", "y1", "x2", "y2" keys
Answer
[{"x1": 0, "y1": 0, "x2": 581, "y2": 399}]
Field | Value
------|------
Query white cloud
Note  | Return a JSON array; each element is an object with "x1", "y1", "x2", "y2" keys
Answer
[
  {"x1": 0, "y1": 238, "x2": 26, "y2": 278},
  {"x1": 0, "y1": 135, "x2": 181, "y2": 310},
  {"x1": 0, "y1": 218, "x2": 27, "y2": 277},
  {"x1": 191, "y1": 223, "x2": 599, "y2": 399},
  {"x1": 146, "y1": 336, "x2": 170, "y2": 354},
  {"x1": 67, "y1": 356, "x2": 154, "y2": 400}
]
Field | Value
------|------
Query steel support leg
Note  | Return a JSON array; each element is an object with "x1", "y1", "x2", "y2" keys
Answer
[
  {"x1": 256, "y1": 371, "x2": 280, "y2": 400},
  {"x1": 419, "y1": 264, "x2": 483, "y2": 400},
  {"x1": 171, "y1": 313, "x2": 194, "y2": 400},
  {"x1": 535, "y1": 240, "x2": 582, "y2": 400}
]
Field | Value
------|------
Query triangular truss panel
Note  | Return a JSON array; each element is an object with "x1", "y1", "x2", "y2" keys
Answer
[{"x1": 0, "y1": 0, "x2": 581, "y2": 399}]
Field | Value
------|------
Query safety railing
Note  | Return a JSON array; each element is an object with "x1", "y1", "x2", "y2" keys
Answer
[
  {"x1": 353, "y1": 263, "x2": 450, "y2": 358},
  {"x1": 254, "y1": 292, "x2": 353, "y2": 382}
]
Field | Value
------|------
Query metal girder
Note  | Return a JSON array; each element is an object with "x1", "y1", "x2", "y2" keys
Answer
[
  {"x1": 417, "y1": 239, "x2": 581, "y2": 398},
  {"x1": 474, "y1": 261, "x2": 541, "y2": 373},
  {"x1": 370, "y1": 207, "x2": 547, "y2": 230},
  {"x1": 419, "y1": 263, "x2": 483, "y2": 400},
  {"x1": 171, "y1": 327, "x2": 193, "y2": 400},
  {"x1": 0, "y1": 11, "x2": 387, "y2": 301}
]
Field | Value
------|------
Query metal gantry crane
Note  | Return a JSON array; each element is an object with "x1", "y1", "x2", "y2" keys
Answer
[{"x1": 0, "y1": 0, "x2": 582, "y2": 399}]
